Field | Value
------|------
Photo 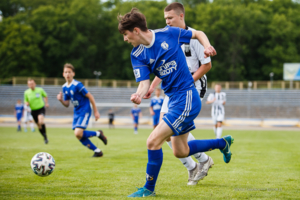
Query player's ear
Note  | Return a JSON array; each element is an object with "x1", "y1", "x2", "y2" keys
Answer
[
  {"x1": 180, "y1": 13, "x2": 184, "y2": 20},
  {"x1": 133, "y1": 27, "x2": 139, "y2": 34}
]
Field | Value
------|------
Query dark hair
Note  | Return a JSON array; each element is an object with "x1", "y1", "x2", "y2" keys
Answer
[
  {"x1": 64, "y1": 63, "x2": 75, "y2": 72},
  {"x1": 164, "y1": 2, "x2": 185, "y2": 16},
  {"x1": 118, "y1": 8, "x2": 148, "y2": 34}
]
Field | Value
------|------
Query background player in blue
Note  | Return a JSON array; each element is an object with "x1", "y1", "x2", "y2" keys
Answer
[
  {"x1": 57, "y1": 63, "x2": 107, "y2": 157},
  {"x1": 131, "y1": 104, "x2": 142, "y2": 134},
  {"x1": 149, "y1": 88, "x2": 163, "y2": 128},
  {"x1": 118, "y1": 8, "x2": 234, "y2": 197},
  {"x1": 14, "y1": 99, "x2": 24, "y2": 131}
]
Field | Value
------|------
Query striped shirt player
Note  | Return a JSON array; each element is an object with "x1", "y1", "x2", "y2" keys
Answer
[
  {"x1": 206, "y1": 84, "x2": 226, "y2": 138},
  {"x1": 23, "y1": 104, "x2": 35, "y2": 132}
]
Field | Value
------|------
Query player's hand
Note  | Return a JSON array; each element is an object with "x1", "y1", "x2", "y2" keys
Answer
[
  {"x1": 131, "y1": 93, "x2": 142, "y2": 104},
  {"x1": 94, "y1": 111, "x2": 100, "y2": 121},
  {"x1": 45, "y1": 103, "x2": 49, "y2": 108},
  {"x1": 150, "y1": 110, "x2": 155, "y2": 116},
  {"x1": 143, "y1": 87, "x2": 154, "y2": 99},
  {"x1": 57, "y1": 92, "x2": 63, "y2": 101},
  {"x1": 204, "y1": 46, "x2": 217, "y2": 58}
]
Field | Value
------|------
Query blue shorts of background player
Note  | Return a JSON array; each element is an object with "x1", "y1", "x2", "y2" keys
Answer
[
  {"x1": 133, "y1": 116, "x2": 139, "y2": 124},
  {"x1": 153, "y1": 113, "x2": 160, "y2": 127},
  {"x1": 16, "y1": 113, "x2": 23, "y2": 122}
]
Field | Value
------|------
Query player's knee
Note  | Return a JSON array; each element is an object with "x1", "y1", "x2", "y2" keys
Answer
[
  {"x1": 173, "y1": 150, "x2": 188, "y2": 158},
  {"x1": 146, "y1": 138, "x2": 159, "y2": 149},
  {"x1": 74, "y1": 129, "x2": 83, "y2": 140},
  {"x1": 165, "y1": 137, "x2": 171, "y2": 142}
]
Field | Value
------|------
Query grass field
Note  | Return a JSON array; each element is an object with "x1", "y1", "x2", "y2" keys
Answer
[{"x1": 0, "y1": 126, "x2": 299, "y2": 199}]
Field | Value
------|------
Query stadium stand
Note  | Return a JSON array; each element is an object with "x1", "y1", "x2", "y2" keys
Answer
[{"x1": 0, "y1": 85, "x2": 300, "y2": 120}]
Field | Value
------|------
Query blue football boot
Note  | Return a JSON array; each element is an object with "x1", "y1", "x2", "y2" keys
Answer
[
  {"x1": 219, "y1": 135, "x2": 234, "y2": 163},
  {"x1": 128, "y1": 187, "x2": 156, "y2": 197}
]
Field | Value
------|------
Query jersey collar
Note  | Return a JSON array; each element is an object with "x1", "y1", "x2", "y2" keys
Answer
[
  {"x1": 144, "y1": 30, "x2": 155, "y2": 48},
  {"x1": 65, "y1": 79, "x2": 75, "y2": 88}
]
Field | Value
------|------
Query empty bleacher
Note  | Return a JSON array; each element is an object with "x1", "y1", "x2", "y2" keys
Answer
[{"x1": 0, "y1": 85, "x2": 299, "y2": 118}]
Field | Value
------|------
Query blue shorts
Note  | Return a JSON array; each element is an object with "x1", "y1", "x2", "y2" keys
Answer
[
  {"x1": 72, "y1": 112, "x2": 91, "y2": 130},
  {"x1": 133, "y1": 117, "x2": 139, "y2": 124},
  {"x1": 163, "y1": 88, "x2": 201, "y2": 136},
  {"x1": 153, "y1": 113, "x2": 160, "y2": 126},
  {"x1": 16, "y1": 114, "x2": 22, "y2": 121}
]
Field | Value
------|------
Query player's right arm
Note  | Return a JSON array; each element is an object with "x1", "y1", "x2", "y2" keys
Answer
[
  {"x1": 57, "y1": 91, "x2": 70, "y2": 107},
  {"x1": 130, "y1": 53, "x2": 151, "y2": 104},
  {"x1": 206, "y1": 93, "x2": 215, "y2": 104}
]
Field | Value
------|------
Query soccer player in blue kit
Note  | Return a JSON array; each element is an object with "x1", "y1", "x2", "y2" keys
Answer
[
  {"x1": 15, "y1": 99, "x2": 24, "y2": 131},
  {"x1": 57, "y1": 63, "x2": 107, "y2": 157},
  {"x1": 118, "y1": 8, "x2": 234, "y2": 197},
  {"x1": 131, "y1": 104, "x2": 142, "y2": 134},
  {"x1": 149, "y1": 88, "x2": 163, "y2": 128}
]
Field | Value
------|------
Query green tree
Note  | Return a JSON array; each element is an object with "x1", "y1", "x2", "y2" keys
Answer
[{"x1": 0, "y1": 19, "x2": 43, "y2": 78}]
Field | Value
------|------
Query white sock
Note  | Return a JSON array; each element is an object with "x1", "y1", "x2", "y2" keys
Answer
[
  {"x1": 166, "y1": 140, "x2": 197, "y2": 171},
  {"x1": 30, "y1": 123, "x2": 34, "y2": 130},
  {"x1": 187, "y1": 133, "x2": 209, "y2": 163},
  {"x1": 96, "y1": 131, "x2": 100, "y2": 137},
  {"x1": 213, "y1": 127, "x2": 217, "y2": 137},
  {"x1": 24, "y1": 123, "x2": 27, "y2": 130},
  {"x1": 94, "y1": 148, "x2": 101, "y2": 153},
  {"x1": 216, "y1": 127, "x2": 223, "y2": 138}
]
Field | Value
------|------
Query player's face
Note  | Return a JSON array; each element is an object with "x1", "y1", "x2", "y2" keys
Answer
[
  {"x1": 123, "y1": 30, "x2": 140, "y2": 47},
  {"x1": 63, "y1": 68, "x2": 75, "y2": 82},
  {"x1": 164, "y1": 10, "x2": 183, "y2": 28},
  {"x1": 215, "y1": 85, "x2": 221, "y2": 93},
  {"x1": 155, "y1": 89, "x2": 160, "y2": 96},
  {"x1": 27, "y1": 81, "x2": 35, "y2": 90}
]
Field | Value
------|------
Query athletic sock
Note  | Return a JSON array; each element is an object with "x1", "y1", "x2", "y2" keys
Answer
[
  {"x1": 41, "y1": 124, "x2": 47, "y2": 139},
  {"x1": 216, "y1": 127, "x2": 223, "y2": 138},
  {"x1": 94, "y1": 148, "x2": 101, "y2": 153},
  {"x1": 82, "y1": 130, "x2": 98, "y2": 138},
  {"x1": 188, "y1": 139, "x2": 226, "y2": 156},
  {"x1": 79, "y1": 138, "x2": 97, "y2": 151},
  {"x1": 134, "y1": 127, "x2": 137, "y2": 131},
  {"x1": 30, "y1": 123, "x2": 34, "y2": 131},
  {"x1": 144, "y1": 149, "x2": 163, "y2": 192},
  {"x1": 166, "y1": 141, "x2": 196, "y2": 171},
  {"x1": 38, "y1": 128, "x2": 45, "y2": 139},
  {"x1": 213, "y1": 127, "x2": 217, "y2": 137},
  {"x1": 18, "y1": 125, "x2": 21, "y2": 130},
  {"x1": 24, "y1": 123, "x2": 27, "y2": 130},
  {"x1": 187, "y1": 133, "x2": 209, "y2": 163}
]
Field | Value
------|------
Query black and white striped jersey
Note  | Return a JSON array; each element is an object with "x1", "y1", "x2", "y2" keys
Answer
[{"x1": 207, "y1": 92, "x2": 226, "y2": 117}]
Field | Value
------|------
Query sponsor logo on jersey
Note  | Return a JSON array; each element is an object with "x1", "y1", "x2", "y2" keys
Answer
[
  {"x1": 134, "y1": 69, "x2": 141, "y2": 79},
  {"x1": 156, "y1": 60, "x2": 177, "y2": 76},
  {"x1": 146, "y1": 173, "x2": 154, "y2": 181},
  {"x1": 150, "y1": 59, "x2": 155, "y2": 64},
  {"x1": 161, "y1": 41, "x2": 169, "y2": 50}
]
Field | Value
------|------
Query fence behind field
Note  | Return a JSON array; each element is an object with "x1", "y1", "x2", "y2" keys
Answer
[
  {"x1": 1, "y1": 77, "x2": 300, "y2": 90},
  {"x1": 0, "y1": 85, "x2": 299, "y2": 118}
]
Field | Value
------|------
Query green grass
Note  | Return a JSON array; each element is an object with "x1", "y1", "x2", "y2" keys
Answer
[{"x1": 0, "y1": 127, "x2": 299, "y2": 199}]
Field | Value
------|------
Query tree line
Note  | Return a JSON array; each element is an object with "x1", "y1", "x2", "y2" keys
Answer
[{"x1": 0, "y1": 0, "x2": 299, "y2": 81}]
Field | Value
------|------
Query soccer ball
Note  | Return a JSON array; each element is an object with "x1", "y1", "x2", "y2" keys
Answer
[{"x1": 30, "y1": 152, "x2": 55, "y2": 177}]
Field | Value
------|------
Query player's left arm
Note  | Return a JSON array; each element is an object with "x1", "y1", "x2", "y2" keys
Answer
[
  {"x1": 85, "y1": 92, "x2": 100, "y2": 121},
  {"x1": 191, "y1": 30, "x2": 216, "y2": 58},
  {"x1": 131, "y1": 79, "x2": 150, "y2": 104}
]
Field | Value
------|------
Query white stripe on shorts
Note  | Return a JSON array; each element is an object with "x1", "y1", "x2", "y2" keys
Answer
[
  {"x1": 172, "y1": 90, "x2": 192, "y2": 129},
  {"x1": 81, "y1": 113, "x2": 89, "y2": 127}
]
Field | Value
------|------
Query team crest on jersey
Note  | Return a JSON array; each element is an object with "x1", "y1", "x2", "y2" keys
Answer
[
  {"x1": 161, "y1": 41, "x2": 169, "y2": 50},
  {"x1": 134, "y1": 69, "x2": 141, "y2": 79},
  {"x1": 70, "y1": 90, "x2": 74, "y2": 95},
  {"x1": 146, "y1": 173, "x2": 154, "y2": 181}
]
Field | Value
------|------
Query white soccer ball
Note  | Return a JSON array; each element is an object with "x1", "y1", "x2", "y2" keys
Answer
[{"x1": 30, "y1": 152, "x2": 55, "y2": 177}]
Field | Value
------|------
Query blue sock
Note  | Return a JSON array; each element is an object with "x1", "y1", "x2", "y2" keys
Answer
[
  {"x1": 188, "y1": 139, "x2": 226, "y2": 156},
  {"x1": 134, "y1": 127, "x2": 137, "y2": 131},
  {"x1": 144, "y1": 149, "x2": 163, "y2": 192},
  {"x1": 82, "y1": 130, "x2": 97, "y2": 138},
  {"x1": 79, "y1": 138, "x2": 97, "y2": 151}
]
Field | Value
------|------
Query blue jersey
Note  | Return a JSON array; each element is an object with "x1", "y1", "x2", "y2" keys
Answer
[
  {"x1": 15, "y1": 104, "x2": 24, "y2": 115},
  {"x1": 131, "y1": 107, "x2": 141, "y2": 118},
  {"x1": 150, "y1": 96, "x2": 164, "y2": 115},
  {"x1": 131, "y1": 26, "x2": 194, "y2": 97},
  {"x1": 62, "y1": 79, "x2": 91, "y2": 115}
]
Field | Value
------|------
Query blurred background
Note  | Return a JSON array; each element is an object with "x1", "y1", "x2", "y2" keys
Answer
[{"x1": 0, "y1": 0, "x2": 300, "y2": 127}]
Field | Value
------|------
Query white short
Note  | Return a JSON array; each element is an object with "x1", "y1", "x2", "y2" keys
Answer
[
  {"x1": 212, "y1": 114, "x2": 224, "y2": 124},
  {"x1": 24, "y1": 113, "x2": 33, "y2": 122},
  {"x1": 161, "y1": 92, "x2": 203, "y2": 113}
]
